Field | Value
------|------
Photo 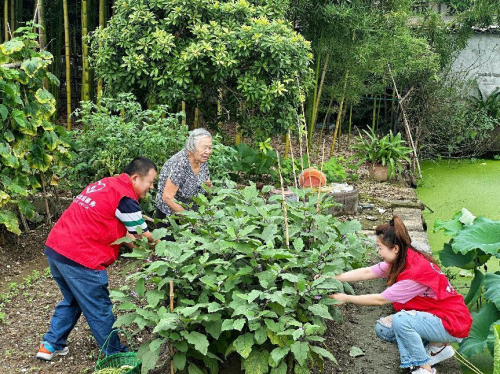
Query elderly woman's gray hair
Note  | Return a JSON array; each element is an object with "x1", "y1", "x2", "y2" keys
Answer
[{"x1": 185, "y1": 128, "x2": 212, "y2": 152}]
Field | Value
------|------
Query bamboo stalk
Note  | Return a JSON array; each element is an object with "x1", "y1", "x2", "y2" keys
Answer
[
  {"x1": 10, "y1": 0, "x2": 14, "y2": 33},
  {"x1": 316, "y1": 140, "x2": 326, "y2": 213},
  {"x1": 287, "y1": 129, "x2": 298, "y2": 189},
  {"x1": 4, "y1": 0, "x2": 9, "y2": 42},
  {"x1": 37, "y1": 0, "x2": 45, "y2": 49},
  {"x1": 309, "y1": 49, "x2": 331, "y2": 148},
  {"x1": 169, "y1": 280, "x2": 175, "y2": 374},
  {"x1": 330, "y1": 70, "x2": 349, "y2": 157},
  {"x1": 40, "y1": 172, "x2": 51, "y2": 224},
  {"x1": 97, "y1": 0, "x2": 105, "y2": 105},
  {"x1": 181, "y1": 101, "x2": 186, "y2": 126},
  {"x1": 81, "y1": 0, "x2": 90, "y2": 102},
  {"x1": 63, "y1": 0, "x2": 71, "y2": 129},
  {"x1": 388, "y1": 64, "x2": 422, "y2": 179},
  {"x1": 275, "y1": 151, "x2": 289, "y2": 248},
  {"x1": 283, "y1": 132, "x2": 290, "y2": 160}
]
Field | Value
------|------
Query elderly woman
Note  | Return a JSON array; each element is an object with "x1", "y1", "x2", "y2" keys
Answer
[{"x1": 154, "y1": 128, "x2": 213, "y2": 237}]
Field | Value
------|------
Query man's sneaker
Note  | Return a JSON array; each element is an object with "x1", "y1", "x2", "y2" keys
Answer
[
  {"x1": 412, "y1": 368, "x2": 437, "y2": 374},
  {"x1": 36, "y1": 341, "x2": 69, "y2": 361},
  {"x1": 427, "y1": 345, "x2": 455, "y2": 366}
]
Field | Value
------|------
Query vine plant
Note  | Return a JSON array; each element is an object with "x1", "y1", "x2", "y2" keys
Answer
[
  {"x1": 0, "y1": 24, "x2": 71, "y2": 234},
  {"x1": 112, "y1": 182, "x2": 368, "y2": 373}
]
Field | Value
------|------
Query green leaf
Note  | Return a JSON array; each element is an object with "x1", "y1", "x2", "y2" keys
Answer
[
  {"x1": 270, "y1": 361, "x2": 287, "y2": 374},
  {"x1": 254, "y1": 326, "x2": 267, "y2": 345},
  {"x1": 452, "y1": 217, "x2": 500, "y2": 255},
  {"x1": 0, "y1": 104, "x2": 8, "y2": 121},
  {"x1": 0, "y1": 39, "x2": 24, "y2": 55},
  {"x1": 173, "y1": 352, "x2": 186, "y2": 370},
  {"x1": 233, "y1": 318, "x2": 246, "y2": 331},
  {"x1": 485, "y1": 273, "x2": 500, "y2": 310},
  {"x1": 146, "y1": 289, "x2": 164, "y2": 308},
  {"x1": 270, "y1": 346, "x2": 290, "y2": 364},
  {"x1": 311, "y1": 346, "x2": 336, "y2": 362},
  {"x1": 293, "y1": 237, "x2": 304, "y2": 252},
  {"x1": 139, "y1": 339, "x2": 161, "y2": 373},
  {"x1": 241, "y1": 350, "x2": 270, "y2": 374},
  {"x1": 308, "y1": 304, "x2": 333, "y2": 319},
  {"x1": 233, "y1": 332, "x2": 254, "y2": 358},
  {"x1": 18, "y1": 199, "x2": 35, "y2": 219},
  {"x1": 241, "y1": 184, "x2": 259, "y2": 201},
  {"x1": 188, "y1": 363, "x2": 205, "y2": 374},
  {"x1": 135, "y1": 278, "x2": 146, "y2": 297},
  {"x1": 257, "y1": 270, "x2": 277, "y2": 288},
  {"x1": 439, "y1": 242, "x2": 475, "y2": 269},
  {"x1": 290, "y1": 341, "x2": 309, "y2": 366},
  {"x1": 349, "y1": 346, "x2": 365, "y2": 357},
  {"x1": 464, "y1": 269, "x2": 484, "y2": 307},
  {"x1": 181, "y1": 331, "x2": 209, "y2": 355},
  {"x1": 0, "y1": 210, "x2": 21, "y2": 235},
  {"x1": 459, "y1": 303, "x2": 500, "y2": 357},
  {"x1": 494, "y1": 325, "x2": 500, "y2": 374},
  {"x1": 21, "y1": 57, "x2": 42, "y2": 78}
]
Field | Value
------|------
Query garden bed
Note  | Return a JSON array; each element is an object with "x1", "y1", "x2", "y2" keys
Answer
[{"x1": 0, "y1": 177, "x2": 463, "y2": 374}]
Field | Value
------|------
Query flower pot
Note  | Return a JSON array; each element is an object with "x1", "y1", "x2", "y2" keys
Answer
[
  {"x1": 298, "y1": 168, "x2": 327, "y2": 188},
  {"x1": 368, "y1": 163, "x2": 388, "y2": 182}
]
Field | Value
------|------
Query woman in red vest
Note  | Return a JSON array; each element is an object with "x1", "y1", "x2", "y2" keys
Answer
[{"x1": 328, "y1": 215, "x2": 472, "y2": 374}]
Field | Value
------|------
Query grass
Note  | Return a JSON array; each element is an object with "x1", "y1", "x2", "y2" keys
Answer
[{"x1": 416, "y1": 158, "x2": 500, "y2": 374}]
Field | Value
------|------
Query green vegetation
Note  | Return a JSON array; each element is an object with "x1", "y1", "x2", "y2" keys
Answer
[
  {"x1": 111, "y1": 182, "x2": 368, "y2": 372},
  {"x1": 0, "y1": 25, "x2": 72, "y2": 234}
]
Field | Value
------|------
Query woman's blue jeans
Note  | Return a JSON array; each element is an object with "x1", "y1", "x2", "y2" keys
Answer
[
  {"x1": 43, "y1": 256, "x2": 127, "y2": 355},
  {"x1": 375, "y1": 310, "x2": 462, "y2": 368}
]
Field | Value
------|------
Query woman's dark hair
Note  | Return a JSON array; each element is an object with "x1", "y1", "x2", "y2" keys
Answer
[
  {"x1": 375, "y1": 215, "x2": 436, "y2": 286},
  {"x1": 123, "y1": 157, "x2": 157, "y2": 177}
]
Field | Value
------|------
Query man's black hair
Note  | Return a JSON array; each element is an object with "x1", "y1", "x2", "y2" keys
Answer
[{"x1": 123, "y1": 157, "x2": 157, "y2": 177}]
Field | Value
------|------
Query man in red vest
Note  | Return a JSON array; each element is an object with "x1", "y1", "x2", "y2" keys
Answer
[{"x1": 36, "y1": 157, "x2": 157, "y2": 361}]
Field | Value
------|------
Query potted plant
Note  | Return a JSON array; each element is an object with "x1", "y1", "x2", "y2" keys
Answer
[{"x1": 351, "y1": 129, "x2": 412, "y2": 182}]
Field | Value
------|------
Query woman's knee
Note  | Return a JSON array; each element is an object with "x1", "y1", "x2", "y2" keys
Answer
[
  {"x1": 375, "y1": 317, "x2": 396, "y2": 342},
  {"x1": 391, "y1": 310, "x2": 416, "y2": 333}
]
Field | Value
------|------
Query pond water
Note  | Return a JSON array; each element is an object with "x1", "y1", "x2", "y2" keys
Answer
[{"x1": 416, "y1": 159, "x2": 500, "y2": 374}]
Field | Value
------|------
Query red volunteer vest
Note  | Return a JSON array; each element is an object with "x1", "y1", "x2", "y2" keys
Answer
[
  {"x1": 393, "y1": 249, "x2": 472, "y2": 338},
  {"x1": 46, "y1": 173, "x2": 138, "y2": 270}
]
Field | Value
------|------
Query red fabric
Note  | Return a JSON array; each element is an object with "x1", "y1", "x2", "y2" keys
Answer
[
  {"x1": 46, "y1": 174, "x2": 138, "y2": 270},
  {"x1": 392, "y1": 249, "x2": 472, "y2": 338}
]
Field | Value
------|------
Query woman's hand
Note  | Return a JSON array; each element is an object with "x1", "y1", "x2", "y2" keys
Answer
[{"x1": 328, "y1": 293, "x2": 347, "y2": 305}]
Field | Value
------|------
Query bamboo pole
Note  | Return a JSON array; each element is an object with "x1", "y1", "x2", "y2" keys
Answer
[
  {"x1": 387, "y1": 64, "x2": 422, "y2": 179},
  {"x1": 10, "y1": 0, "x2": 14, "y2": 33},
  {"x1": 169, "y1": 280, "x2": 175, "y2": 374},
  {"x1": 63, "y1": 0, "x2": 71, "y2": 129},
  {"x1": 329, "y1": 70, "x2": 349, "y2": 157},
  {"x1": 283, "y1": 132, "x2": 290, "y2": 160},
  {"x1": 97, "y1": 0, "x2": 105, "y2": 105},
  {"x1": 181, "y1": 101, "x2": 186, "y2": 126},
  {"x1": 371, "y1": 95, "x2": 377, "y2": 132},
  {"x1": 316, "y1": 140, "x2": 326, "y2": 213},
  {"x1": 37, "y1": 0, "x2": 45, "y2": 49},
  {"x1": 287, "y1": 129, "x2": 298, "y2": 189},
  {"x1": 309, "y1": 49, "x2": 331, "y2": 148},
  {"x1": 275, "y1": 151, "x2": 289, "y2": 249},
  {"x1": 4, "y1": 0, "x2": 9, "y2": 42},
  {"x1": 81, "y1": 0, "x2": 90, "y2": 102}
]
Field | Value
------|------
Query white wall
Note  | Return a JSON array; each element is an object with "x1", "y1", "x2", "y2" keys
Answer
[{"x1": 451, "y1": 33, "x2": 500, "y2": 97}]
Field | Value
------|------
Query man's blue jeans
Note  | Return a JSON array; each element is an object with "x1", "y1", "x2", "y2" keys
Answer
[
  {"x1": 43, "y1": 256, "x2": 127, "y2": 355},
  {"x1": 375, "y1": 310, "x2": 462, "y2": 368}
]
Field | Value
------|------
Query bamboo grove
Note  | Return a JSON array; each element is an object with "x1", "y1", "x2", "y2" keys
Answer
[{"x1": 0, "y1": 0, "x2": 498, "y2": 147}]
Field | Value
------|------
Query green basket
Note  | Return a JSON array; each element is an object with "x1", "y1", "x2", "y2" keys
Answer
[{"x1": 94, "y1": 329, "x2": 141, "y2": 374}]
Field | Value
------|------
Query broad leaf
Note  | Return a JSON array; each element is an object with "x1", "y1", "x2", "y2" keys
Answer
[
  {"x1": 464, "y1": 269, "x2": 484, "y2": 307},
  {"x1": 233, "y1": 333, "x2": 254, "y2": 358},
  {"x1": 439, "y1": 242, "x2": 475, "y2": 269},
  {"x1": 290, "y1": 341, "x2": 309, "y2": 366},
  {"x1": 241, "y1": 350, "x2": 270, "y2": 374},
  {"x1": 181, "y1": 331, "x2": 209, "y2": 355},
  {"x1": 484, "y1": 273, "x2": 500, "y2": 310},
  {"x1": 459, "y1": 303, "x2": 500, "y2": 357},
  {"x1": 270, "y1": 346, "x2": 290, "y2": 364},
  {"x1": 452, "y1": 217, "x2": 500, "y2": 255},
  {"x1": 173, "y1": 352, "x2": 186, "y2": 370},
  {"x1": 308, "y1": 304, "x2": 332, "y2": 319}
]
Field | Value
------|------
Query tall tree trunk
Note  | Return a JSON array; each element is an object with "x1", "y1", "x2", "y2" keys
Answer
[
  {"x1": 4, "y1": 0, "x2": 9, "y2": 41},
  {"x1": 81, "y1": 0, "x2": 90, "y2": 101},
  {"x1": 97, "y1": 0, "x2": 105, "y2": 103},
  {"x1": 63, "y1": 0, "x2": 71, "y2": 129}
]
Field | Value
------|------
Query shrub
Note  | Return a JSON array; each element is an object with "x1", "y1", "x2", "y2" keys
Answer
[
  {"x1": 112, "y1": 182, "x2": 368, "y2": 373},
  {"x1": 65, "y1": 94, "x2": 187, "y2": 192}
]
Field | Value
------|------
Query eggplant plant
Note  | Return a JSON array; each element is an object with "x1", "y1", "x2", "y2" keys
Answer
[
  {"x1": 112, "y1": 181, "x2": 368, "y2": 373},
  {"x1": 434, "y1": 208, "x2": 500, "y2": 358}
]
